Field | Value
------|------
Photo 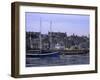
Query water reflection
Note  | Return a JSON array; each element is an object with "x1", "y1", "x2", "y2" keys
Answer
[{"x1": 26, "y1": 53, "x2": 89, "y2": 67}]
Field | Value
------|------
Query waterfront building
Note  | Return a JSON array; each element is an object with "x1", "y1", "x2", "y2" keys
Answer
[{"x1": 26, "y1": 32, "x2": 89, "y2": 51}]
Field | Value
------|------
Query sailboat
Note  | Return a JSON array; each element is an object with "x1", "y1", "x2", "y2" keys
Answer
[{"x1": 26, "y1": 19, "x2": 60, "y2": 58}]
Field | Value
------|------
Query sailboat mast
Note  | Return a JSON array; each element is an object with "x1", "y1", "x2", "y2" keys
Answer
[
  {"x1": 50, "y1": 21, "x2": 52, "y2": 50},
  {"x1": 40, "y1": 18, "x2": 42, "y2": 51}
]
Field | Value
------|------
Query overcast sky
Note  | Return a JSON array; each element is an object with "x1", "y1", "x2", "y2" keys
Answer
[{"x1": 26, "y1": 12, "x2": 89, "y2": 36}]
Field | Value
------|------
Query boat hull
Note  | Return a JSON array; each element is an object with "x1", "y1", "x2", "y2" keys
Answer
[{"x1": 26, "y1": 52, "x2": 60, "y2": 58}]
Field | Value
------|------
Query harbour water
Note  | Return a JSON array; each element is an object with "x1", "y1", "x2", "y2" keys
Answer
[{"x1": 26, "y1": 53, "x2": 89, "y2": 67}]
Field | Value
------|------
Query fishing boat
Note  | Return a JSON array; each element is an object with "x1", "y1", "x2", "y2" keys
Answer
[{"x1": 26, "y1": 19, "x2": 60, "y2": 58}]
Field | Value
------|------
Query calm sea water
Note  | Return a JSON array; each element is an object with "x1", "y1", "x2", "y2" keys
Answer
[{"x1": 26, "y1": 53, "x2": 89, "y2": 67}]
